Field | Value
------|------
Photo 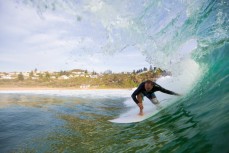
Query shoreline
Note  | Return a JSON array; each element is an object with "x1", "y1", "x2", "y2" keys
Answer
[{"x1": 0, "y1": 87, "x2": 133, "y2": 91}]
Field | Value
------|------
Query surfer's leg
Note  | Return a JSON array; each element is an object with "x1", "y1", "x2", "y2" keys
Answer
[
  {"x1": 137, "y1": 93, "x2": 144, "y2": 115},
  {"x1": 151, "y1": 98, "x2": 159, "y2": 104},
  {"x1": 150, "y1": 93, "x2": 162, "y2": 110},
  {"x1": 150, "y1": 93, "x2": 159, "y2": 104}
]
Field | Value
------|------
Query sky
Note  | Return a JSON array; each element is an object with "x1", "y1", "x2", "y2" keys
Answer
[{"x1": 0, "y1": 0, "x2": 150, "y2": 73}]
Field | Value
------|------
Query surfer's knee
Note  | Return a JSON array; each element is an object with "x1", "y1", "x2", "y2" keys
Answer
[{"x1": 151, "y1": 98, "x2": 159, "y2": 104}]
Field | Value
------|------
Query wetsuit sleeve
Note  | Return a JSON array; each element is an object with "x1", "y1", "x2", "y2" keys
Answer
[
  {"x1": 131, "y1": 83, "x2": 144, "y2": 104},
  {"x1": 155, "y1": 83, "x2": 178, "y2": 95}
]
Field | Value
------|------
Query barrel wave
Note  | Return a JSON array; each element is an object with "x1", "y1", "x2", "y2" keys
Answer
[{"x1": 1, "y1": 0, "x2": 229, "y2": 153}]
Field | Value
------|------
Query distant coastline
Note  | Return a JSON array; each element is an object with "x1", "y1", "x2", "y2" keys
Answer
[
  {"x1": 0, "y1": 67, "x2": 172, "y2": 90},
  {"x1": 0, "y1": 87, "x2": 133, "y2": 91}
]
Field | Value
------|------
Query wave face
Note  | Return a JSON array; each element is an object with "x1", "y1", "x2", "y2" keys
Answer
[{"x1": 6, "y1": 0, "x2": 229, "y2": 152}]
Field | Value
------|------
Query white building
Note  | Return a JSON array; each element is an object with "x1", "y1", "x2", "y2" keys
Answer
[
  {"x1": 90, "y1": 75, "x2": 98, "y2": 78},
  {"x1": 50, "y1": 76, "x2": 56, "y2": 79},
  {"x1": 58, "y1": 75, "x2": 69, "y2": 80},
  {"x1": 72, "y1": 71, "x2": 84, "y2": 75},
  {"x1": 31, "y1": 77, "x2": 38, "y2": 80},
  {"x1": 71, "y1": 69, "x2": 85, "y2": 75},
  {"x1": 80, "y1": 84, "x2": 90, "y2": 89},
  {"x1": 0, "y1": 75, "x2": 13, "y2": 79}
]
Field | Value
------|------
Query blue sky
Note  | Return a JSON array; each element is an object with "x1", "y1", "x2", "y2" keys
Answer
[{"x1": 0, "y1": 0, "x2": 150, "y2": 73}]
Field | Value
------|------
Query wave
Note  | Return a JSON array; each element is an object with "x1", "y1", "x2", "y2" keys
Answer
[{"x1": 13, "y1": 0, "x2": 228, "y2": 118}]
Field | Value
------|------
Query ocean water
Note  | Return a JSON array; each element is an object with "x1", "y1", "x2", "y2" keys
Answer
[
  {"x1": 1, "y1": 0, "x2": 229, "y2": 152},
  {"x1": 0, "y1": 83, "x2": 228, "y2": 153}
]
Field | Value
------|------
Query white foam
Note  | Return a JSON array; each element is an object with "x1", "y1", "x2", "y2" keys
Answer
[{"x1": 0, "y1": 89, "x2": 132, "y2": 99}]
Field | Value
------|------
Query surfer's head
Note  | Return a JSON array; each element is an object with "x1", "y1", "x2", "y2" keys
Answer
[{"x1": 145, "y1": 80, "x2": 153, "y2": 92}]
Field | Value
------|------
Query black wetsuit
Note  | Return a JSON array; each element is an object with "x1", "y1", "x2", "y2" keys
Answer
[{"x1": 131, "y1": 81, "x2": 177, "y2": 104}]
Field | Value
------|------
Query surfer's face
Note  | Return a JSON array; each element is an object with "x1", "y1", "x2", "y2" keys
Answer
[{"x1": 145, "y1": 83, "x2": 153, "y2": 92}]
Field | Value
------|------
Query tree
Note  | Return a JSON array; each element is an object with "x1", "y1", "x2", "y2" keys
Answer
[
  {"x1": 18, "y1": 72, "x2": 24, "y2": 81},
  {"x1": 149, "y1": 65, "x2": 153, "y2": 71},
  {"x1": 29, "y1": 71, "x2": 34, "y2": 78},
  {"x1": 155, "y1": 68, "x2": 163, "y2": 77},
  {"x1": 59, "y1": 70, "x2": 69, "y2": 76},
  {"x1": 45, "y1": 72, "x2": 50, "y2": 80},
  {"x1": 143, "y1": 67, "x2": 148, "y2": 71},
  {"x1": 92, "y1": 71, "x2": 97, "y2": 75},
  {"x1": 39, "y1": 74, "x2": 43, "y2": 80}
]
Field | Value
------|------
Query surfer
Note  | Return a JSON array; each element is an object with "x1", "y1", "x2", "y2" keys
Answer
[{"x1": 131, "y1": 80, "x2": 180, "y2": 115}]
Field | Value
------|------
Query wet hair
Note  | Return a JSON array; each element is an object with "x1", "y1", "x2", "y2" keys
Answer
[{"x1": 145, "y1": 80, "x2": 153, "y2": 85}]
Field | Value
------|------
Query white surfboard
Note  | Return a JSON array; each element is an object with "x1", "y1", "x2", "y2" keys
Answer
[
  {"x1": 108, "y1": 110, "x2": 158, "y2": 123},
  {"x1": 108, "y1": 98, "x2": 163, "y2": 123}
]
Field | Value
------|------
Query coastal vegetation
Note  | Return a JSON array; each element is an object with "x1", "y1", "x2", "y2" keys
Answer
[{"x1": 0, "y1": 67, "x2": 171, "y2": 89}]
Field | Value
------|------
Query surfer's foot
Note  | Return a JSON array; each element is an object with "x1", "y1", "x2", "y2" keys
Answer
[{"x1": 139, "y1": 111, "x2": 144, "y2": 116}]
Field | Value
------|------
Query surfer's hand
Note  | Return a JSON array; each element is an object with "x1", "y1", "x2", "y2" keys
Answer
[
  {"x1": 138, "y1": 103, "x2": 143, "y2": 110},
  {"x1": 175, "y1": 93, "x2": 182, "y2": 96}
]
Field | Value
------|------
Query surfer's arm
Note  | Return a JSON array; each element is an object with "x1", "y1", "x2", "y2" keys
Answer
[
  {"x1": 131, "y1": 83, "x2": 144, "y2": 104},
  {"x1": 131, "y1": 90, "x2": 141, "y2": 104},
  {"x1": 156, "y1": 84, "x2": 180, "y2": 96}
]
